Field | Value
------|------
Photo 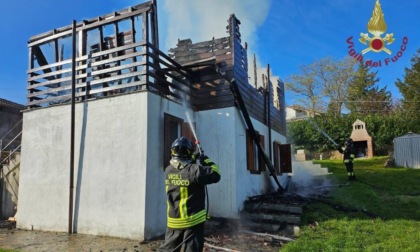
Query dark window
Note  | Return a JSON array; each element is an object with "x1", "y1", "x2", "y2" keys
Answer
[
  {"x1": 181, "y1": 122, "x2": 197, "y2": 144},
  {"x1": 163, "y1": 113, "x2": 195, "y2": 169},
  {"x1": 246, "y1": 130, "x2": 265, "y2": 174},
  {"x1": 273, "y1": 141, "x2": 292, "y2": 174},
  {"x1": 273, "y1": 141, "x2": 281, "y2": 174},
  {"x1": 164, "y1": 113, "x2": 182, "y2": 168}
]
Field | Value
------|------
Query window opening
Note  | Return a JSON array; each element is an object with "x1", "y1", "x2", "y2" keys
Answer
[{"x1": 246, "y1": 130, "x2": 265, "y2": 174}]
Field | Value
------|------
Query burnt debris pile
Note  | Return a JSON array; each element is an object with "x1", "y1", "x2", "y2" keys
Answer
[{"x1": 240, "y1": 192, "x2": 308, "y2": 233}]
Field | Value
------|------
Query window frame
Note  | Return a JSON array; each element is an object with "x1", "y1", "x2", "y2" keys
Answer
[
  {"x1": 246, "y1": 129, "x2": 265, "y2": 174},
  {"x1": 163, "y1": 113, "x2": 183, "y2": 168},
  {"x1": 273, "y1": 141, "x2": 292, "y2": 174},
  {"x1": 163, "y1": 113, "x2": 196, "y2": 169}
]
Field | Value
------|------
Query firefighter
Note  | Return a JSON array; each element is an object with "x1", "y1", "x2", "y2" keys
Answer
[
  {"x1": 337, "y1": 138, "x2": 356, "y2": 180},
  {"x1": 159, "y1": 136, "x2": 221, "y2": 252}
]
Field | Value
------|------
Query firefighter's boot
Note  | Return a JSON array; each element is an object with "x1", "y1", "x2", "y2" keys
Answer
[{"x1": 348, "y1": 172, "x2": 356, "y2": 181}]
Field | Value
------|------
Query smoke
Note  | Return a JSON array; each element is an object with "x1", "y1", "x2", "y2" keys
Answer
[
  {"x1": 160, "y1": 0, "x2": 270, "y2": 51},
  {"x1": 154, "y1": 0, "x2": 280, "y2": 92},
  {"x1": 287, "y1": 162, "x2": 333, "y2": 197}
]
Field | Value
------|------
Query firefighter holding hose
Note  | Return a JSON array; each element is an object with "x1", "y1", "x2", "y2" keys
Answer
[
  {"x1": 159, "y1": 136, "x2": 221, "y2": 252},
  {"x1": 337, "y1": 138, "x2": 357, "y2": 180}
]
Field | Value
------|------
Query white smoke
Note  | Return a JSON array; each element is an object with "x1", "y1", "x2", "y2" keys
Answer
[
  {"x1": 159, "y1": 0, "x2": 270, "y2": 52},
  {"x1": 158, "y1": 0, "x2": 276, "y2": 87},
  {"x1": 287, "y1": 162, "x2": 333, "y2": 197}
]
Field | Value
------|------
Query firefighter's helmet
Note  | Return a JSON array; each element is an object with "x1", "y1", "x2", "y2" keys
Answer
[
  {"x1": 345, "y1": 138, "x2": 353, "y2": 146},
  {"x1": 171, "y1": 136, "x2": 194, "y2": 160}
]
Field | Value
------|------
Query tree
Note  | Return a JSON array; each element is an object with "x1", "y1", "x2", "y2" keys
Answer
[
  {"x1": 285, "y1": 65, "x2": 323, "y2": 116},
  {"x1": 314, "y1": 57, "x2": 357, "y2": 117},
  {"x1": 285, "y1": 56, "x2": 358, "y2": 117},
  {"x1": 396, "y1": 48, "x2": 420, "y2": 116},
  {"x1": 347, "y1": 62, "x2": 392, "y2": 115},
  {"x1": 287, "y1": 120, "x2": 318, "y2": 151}
]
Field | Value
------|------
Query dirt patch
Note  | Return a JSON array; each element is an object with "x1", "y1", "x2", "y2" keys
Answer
[{"x1": 0, "y1": 219, "x2": 293, "y2": 251}]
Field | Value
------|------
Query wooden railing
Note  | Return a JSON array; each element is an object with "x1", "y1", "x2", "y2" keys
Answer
[
  {"x1": 26, "y1": 1, "x2": 192, "y2": 108},
  {"x1": 27, "y1": 42, "x2": 192, "y2": 108}
]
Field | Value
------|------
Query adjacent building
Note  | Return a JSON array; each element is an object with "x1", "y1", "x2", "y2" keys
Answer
[
  {"x1": 286, "y1": 105, "x2": 321, "y2": 121},
  {"x1": 0, "y1": 98, "x2": 24, "y2": 219}
]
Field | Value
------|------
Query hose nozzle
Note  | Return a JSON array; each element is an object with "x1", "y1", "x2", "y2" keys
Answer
[{"x1": 195, "y1": 140, "x2": 202, "y2": 155}]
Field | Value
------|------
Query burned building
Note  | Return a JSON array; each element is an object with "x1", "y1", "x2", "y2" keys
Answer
[{"x1": 17, "y1": 1, "x2": 290, "y2": 240}]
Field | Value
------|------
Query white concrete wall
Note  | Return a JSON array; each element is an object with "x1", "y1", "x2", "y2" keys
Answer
[
  {"x1": 286, "y1": 107, "x2": 309, "y2": 121},
  {"x1": 18, "y1": 93, "x2": 165, "y2": 240},
  {"x1": 285, "y1": 107, "x2": 297, "y2": 120},
  {"x1": 19, "y1": 103, "x2": 73, "y2": 233},
  {"x1": 194, "y1": 108, "x2": 237, "y2": 218},
  {"x1": 195, "y1": 107, "x2": 288, "y2": 218}
]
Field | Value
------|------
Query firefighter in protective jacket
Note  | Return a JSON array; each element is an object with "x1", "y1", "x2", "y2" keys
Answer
[
  {"x1": 159, "y1": 136, "x2": 221, "y2": 252},
  {"x1": 337, "y1": 138, "x2": 356, "y2": 180}
]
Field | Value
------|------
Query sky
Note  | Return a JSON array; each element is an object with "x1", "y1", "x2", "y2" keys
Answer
[{"x1": 0, "y1": 0, "x2": 419, "y2": 107}]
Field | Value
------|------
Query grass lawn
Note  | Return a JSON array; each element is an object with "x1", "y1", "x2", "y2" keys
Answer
[{"x1": 281, "y1": 156, "x2": 420, "y2": 252}]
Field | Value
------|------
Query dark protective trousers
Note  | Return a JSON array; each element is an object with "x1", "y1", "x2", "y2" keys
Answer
[
  {"x1": 345, "y1": 162, "x2": 356, "y2": 180},
  {"x1": 158, "y1": 223, "x2": 205, "y2": 252},
  {"x1": 345, "y1": 162, "x2": 354, "y2": 173}
]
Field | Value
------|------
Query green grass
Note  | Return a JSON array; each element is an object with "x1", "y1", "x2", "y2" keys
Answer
[{"x1": 282, "y1": 156, "x2": 420, "y2": 252}]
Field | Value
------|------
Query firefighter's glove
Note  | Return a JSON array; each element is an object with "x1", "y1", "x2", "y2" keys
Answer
[
  {"x1": 192, "y1": 150, "x2": 201, "y2": 161},
  {"x1": 199, "y1": 155, "x2": 209, "y2": 166}
]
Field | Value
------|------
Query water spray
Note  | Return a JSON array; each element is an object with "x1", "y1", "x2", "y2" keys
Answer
[
  {"x1": 181, "y1": 93, "x2": 202, "y2": 155},
  {"x1": 185, "y1": 111, "x2": 202, "y2": 155},
  {"x1": 308, "y1": 119, "x2": 339, "y2": 147}
]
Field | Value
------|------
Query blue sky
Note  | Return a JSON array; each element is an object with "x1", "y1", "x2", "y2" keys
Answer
[{"x1": 1, "y1": 0, "x2": 419, "y2": 106}]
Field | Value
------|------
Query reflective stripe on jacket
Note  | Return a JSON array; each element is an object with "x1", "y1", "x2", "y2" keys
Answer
[
  {"x1": 342, "y1": 145, "x2": 356, "y2": 164},
  {"x1": 164, "y1": 158, "x2": 220, "y2": 229}
]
